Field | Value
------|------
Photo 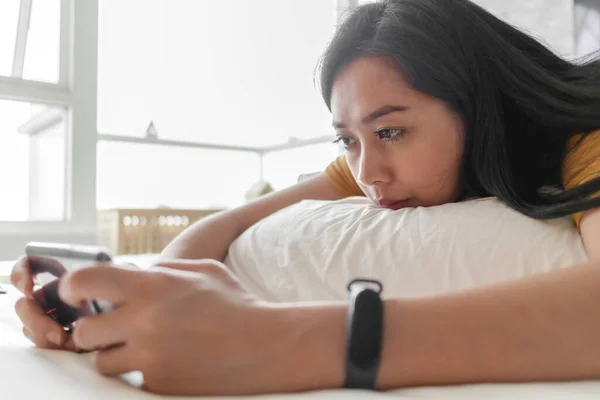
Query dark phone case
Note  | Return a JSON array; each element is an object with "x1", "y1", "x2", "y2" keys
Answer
[
  {"x1": 33, "y1": 280, "x2": 81, "y2": 327},
  {"x1": 26, "y1": 243, "x2": 114, "y2": 328}
]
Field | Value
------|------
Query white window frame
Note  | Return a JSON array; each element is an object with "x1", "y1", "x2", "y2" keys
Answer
[{"x1": 0, "y1": 0, "x2": 98, "y2": 236}]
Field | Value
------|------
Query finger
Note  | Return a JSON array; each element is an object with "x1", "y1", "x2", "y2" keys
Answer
[
  {"x1": 11, "y1": 257, "x2": 34, "y2": 295},
  {"x1": 15, "y1": 297, "x2": 70, "y2": 348},
  {"x1": 23, "y1": 325, "x2": 78, "y2": 352},
  {"x1": 22, "y1": 326, "x2": 53, "y2": 348},
  {"x1": 27, "y1": 256, "x2": 68, "y2": 278},
  {"x1": 22, "y1": 325, "x2": 65, "y2": 350},
  {"x1": 64, "y1": 335, "x2": 79, "y2": 352},
  {"x1": 11, "y1": 257, "x2": 69, "y2": 296},
  {"x1": 58, "y1": 266, "x2": 141, "y2": 308},
  {"x1": 73, "y1": 306, "x2": 134, "y2": 351},
  {"x1": 95, "y1": 344, "x2": 137, "y2": 377}
]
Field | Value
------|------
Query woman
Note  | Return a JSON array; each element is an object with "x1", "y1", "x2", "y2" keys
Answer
[{"x1": 11, "y1": 0, "x2": 600, "y2": 395}]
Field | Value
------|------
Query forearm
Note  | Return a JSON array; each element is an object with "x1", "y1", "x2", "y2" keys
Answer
[
  {"x1": 159, "y1": 174, "x2": 341, "y2": 262},
  {"x1": 159, "y1": 211, "x2": 241, "y2": 262},
  {"x1": 281, "y1": 261, "x2": 600, "y2": 391},
  {"x1": 378, "y1": 260, "x2": 600, "y2": 388}
]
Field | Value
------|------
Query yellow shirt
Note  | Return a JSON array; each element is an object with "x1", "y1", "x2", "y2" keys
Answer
[{"x1": 325, "y1": 130, "x2": 600, "y2": 230}]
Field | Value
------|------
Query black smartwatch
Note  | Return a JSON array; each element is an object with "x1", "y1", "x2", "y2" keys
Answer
[{"x1": 344, "y1": 278, "x2": 384, "y2": 390}]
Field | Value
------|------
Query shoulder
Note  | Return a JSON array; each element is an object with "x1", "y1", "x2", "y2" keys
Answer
[
  {"x1": 562, "y1": 129, "x2": 600, "y2": 188},
  {"x1": 324, "y1": 156, "x2": 364, "y2": 198}
]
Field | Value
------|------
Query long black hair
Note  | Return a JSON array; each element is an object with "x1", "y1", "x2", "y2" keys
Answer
[{"x1": 317, "y1": 0, "x2": 600, "y2": 219}]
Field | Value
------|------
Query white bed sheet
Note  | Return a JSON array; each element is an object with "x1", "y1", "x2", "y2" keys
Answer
[{"x1": 2, "y1": 285, "x2": 600, "y2": 399}]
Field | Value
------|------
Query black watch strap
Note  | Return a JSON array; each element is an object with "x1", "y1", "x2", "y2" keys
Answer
[{"x1": 344, "y1": 278, "x2": 384, "y2": 390}]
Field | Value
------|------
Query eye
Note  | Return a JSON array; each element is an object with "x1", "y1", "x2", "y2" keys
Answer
[
  {"x1": 376, "y1": 128, "x2": 405, "y2": 142},
  {"x1": 332, "y1": 136, "x2": 356, "y2": 150}
]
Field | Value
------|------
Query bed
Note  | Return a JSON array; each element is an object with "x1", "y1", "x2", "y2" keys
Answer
[
  {"x1": 2, "y1": 289, "x2": 599, "y2": 400},
  {"x1": 1, "y1": 197, "x2": 599, "y2": 398}
]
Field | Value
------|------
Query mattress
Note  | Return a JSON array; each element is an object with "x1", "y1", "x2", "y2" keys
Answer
[{"x1": 1, "y1": 282, "x2": 599, "y2": 399}]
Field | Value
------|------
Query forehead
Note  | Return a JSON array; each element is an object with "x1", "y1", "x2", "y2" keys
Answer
[{"x1": 330, "y1": 55, "x2": 417, "y2": 114}]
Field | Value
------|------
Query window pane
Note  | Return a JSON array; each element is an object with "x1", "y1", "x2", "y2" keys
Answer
[
  {"x1": 0, "y1": 0, "x2": 20, "y2": 76},
  {"x1": 98, "y1": 0, "x2": 337, "y2": 147},
  {"x1": 262, "y1": 143, "x2": 339, "y2": 190},
  {"x1": 0, "y1": 100, "x2": 66, "y2": 221},
  {"x1": 97, "y1": 142, "x2": 261, "y2": 210},
  {"x1": 22, "y1": 0, "x2": 61, "y2": 83}
]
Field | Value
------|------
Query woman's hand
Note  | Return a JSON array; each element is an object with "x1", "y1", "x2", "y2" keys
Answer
[
  {"x1": 57, "y1": 259, "x2": 329, "y2": 396},
  {"x1": 11, "y1": 256, "x2": 78, "y2": 351}
]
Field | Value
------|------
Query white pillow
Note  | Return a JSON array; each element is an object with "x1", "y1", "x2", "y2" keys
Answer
[{"x1": 224, "y1": 197, "x2": 588, "y2": 302}]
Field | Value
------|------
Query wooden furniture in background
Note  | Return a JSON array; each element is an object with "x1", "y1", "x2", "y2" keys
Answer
[{"x1": 97, "y1": 208, "x2": 222, "y2": 255}]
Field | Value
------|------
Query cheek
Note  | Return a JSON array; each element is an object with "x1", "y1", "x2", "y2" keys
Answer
[{"x1": 401, "y1": 138, "x2": 464, "y2": 199}]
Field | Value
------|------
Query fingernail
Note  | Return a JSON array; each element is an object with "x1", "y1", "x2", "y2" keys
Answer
[{"x1": 47, "y1": 332, "x2": 61, "y2": 345}]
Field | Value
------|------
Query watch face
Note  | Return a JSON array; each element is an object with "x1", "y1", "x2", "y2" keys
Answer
[{"x1": 349, "y1": 289, "x2": 384, "y2": 368}]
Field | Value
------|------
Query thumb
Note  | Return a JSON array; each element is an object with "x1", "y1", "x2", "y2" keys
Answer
[{"x1": 58, "y1": 265, "x2": 141, "y2": 308}]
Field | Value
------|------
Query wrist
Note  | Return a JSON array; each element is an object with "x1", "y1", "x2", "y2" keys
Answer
[{"x1": 268, "y1": 301, "x2": 347, "y2": 391}]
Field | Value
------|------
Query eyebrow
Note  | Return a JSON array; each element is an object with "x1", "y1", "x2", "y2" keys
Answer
[{"x1": 332, "y1": 105, "x2": 409, "y2": 129}]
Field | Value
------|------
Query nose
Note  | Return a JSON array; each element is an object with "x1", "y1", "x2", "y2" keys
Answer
[{"x1": 356, "y1": 143, "x2": 393, "y2": 187}]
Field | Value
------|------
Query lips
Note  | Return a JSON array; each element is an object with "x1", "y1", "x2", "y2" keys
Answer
[{"x1": 377, "y1": 198, "x2": 412, "y2": 210}]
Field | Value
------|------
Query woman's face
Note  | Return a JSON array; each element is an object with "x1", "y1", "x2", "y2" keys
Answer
[{"x1": 330, "y1": 55, "x2": 466, "y2": 209}]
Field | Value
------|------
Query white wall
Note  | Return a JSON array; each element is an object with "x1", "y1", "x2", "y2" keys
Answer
[
  {"x1": 575, "y1": 0, "x2": 600, "y2": 57},
  {"x1": 473, "y1": 0, "x2": 575, "y2": 57},
  {"x1": 97, "y1": 0, "x2": 337, "y2": 146},
  {"x1": 97, "y1": 0, "x2": 338, "y2": 207},
  {"x1": 262, "y1": 143, "x2": 339, "y2": 190},
  {"x1": 97, "y1": 142, "x2": 261, "y2": 209},
  {"x1": 359, "y1": 0, "x2": 575, "y2": 57}
]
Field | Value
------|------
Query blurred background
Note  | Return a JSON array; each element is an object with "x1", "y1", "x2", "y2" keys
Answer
[{"x1": 0, "y1": 0, "x2": 598, "y2": 260}]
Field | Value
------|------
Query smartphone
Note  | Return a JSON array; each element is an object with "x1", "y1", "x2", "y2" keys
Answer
[{"x1": 25, "y1": 242, "x2": 115, "y2": 329}]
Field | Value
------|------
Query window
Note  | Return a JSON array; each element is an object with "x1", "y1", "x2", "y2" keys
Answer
[
  {"x1": 0, "y1": 0, "x2": 97, "y2": 227},
  {"x1": 0, "y1": 0, "x2": 67, "y2": 223},
  {"x1": 0, "y1": 1, "x2": 98, "y2": 261},
  {"x1": 0, "y1": 1, "x2": 20, "y2": 77},
  {"x1": 0, "y1": 0, "x2": 61, "y2": 83},
  {"x1": 0, "y1": 100, "x2": 66, "y2": 221},
  {"x1": 97, "y1": 0, "x2": 339, "y2": 204},
  {"x1": 22, "y1": 0, "x2": 61, "y2": 83}
]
